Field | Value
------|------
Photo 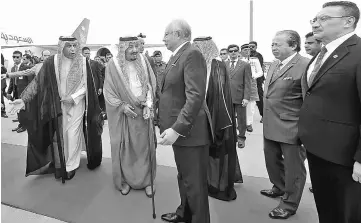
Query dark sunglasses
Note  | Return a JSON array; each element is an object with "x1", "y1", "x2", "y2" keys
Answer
[
  {"x1": 228, "y1": 50, "x2": 238, "y2": 53},
  {"x1": 12, "y1": 56, "x2": 20, "y2": 59},
  {"x1": 220, "y1": 53, "x2": 227, "y2": 55}
]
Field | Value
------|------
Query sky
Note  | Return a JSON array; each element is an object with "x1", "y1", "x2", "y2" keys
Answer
[{"x1": 1, "y1": 0, "x2": 361, "y2": 62}]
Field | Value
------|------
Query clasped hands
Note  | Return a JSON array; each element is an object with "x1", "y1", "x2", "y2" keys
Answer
[{"x1": 123, "y1": 104, "x2": 153, "y2": 120}]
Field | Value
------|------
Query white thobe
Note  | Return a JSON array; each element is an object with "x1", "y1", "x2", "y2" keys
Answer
[
  {"x1": 128, "y1": 57, "x2": 152, "y2": 107},
  {"x1": 58, "y1": 56, "x2": 86, "y2": 171}
]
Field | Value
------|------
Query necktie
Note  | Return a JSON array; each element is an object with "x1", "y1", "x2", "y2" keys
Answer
[
  {"x1": 270, "y1": 62, "x2": 283, "y2": 82},
  {"x1": 308, "y1": 46, "x2": 328, "y2": 86},
  {"x1": 14, "y1": 65, "x2": 18, "y2": 85},
  {"x1": 231, "y1": 61, "x2": 236, "y2": 71}
]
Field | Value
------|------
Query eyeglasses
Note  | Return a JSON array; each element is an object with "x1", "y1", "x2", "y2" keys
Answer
[
  {"x1": 249, "y1": 46, "x2": 256, "y2": 49},
  {"x1": 310, "y1": 15, "x2": 351, "y2": 24},
  {"x1": 12, "y1": 56, "x2": 20, "y2": 59},
  {"x1": 220, "y1": 53, "x2": 227, "y2": 55},
  {"x1": 228, "y1": 50, "x2": 239, "y2": 53}
]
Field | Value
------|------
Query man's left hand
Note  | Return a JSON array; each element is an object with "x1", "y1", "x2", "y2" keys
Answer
[
  {"x1": 352, "y1": 161, "x2": 361, "y2": 183},
  {"x1": 158, "y1": 128, "x2": 180, "y2": 146},
  {"x1": 61, "y1": 96, "x2": 75, "y2": 106},
  {"x1": 242, "y1": 99, "x2": 249, "y2": 107},
  {"x1": 98, "y1": 89, "x2": 103, "y2": 95}
]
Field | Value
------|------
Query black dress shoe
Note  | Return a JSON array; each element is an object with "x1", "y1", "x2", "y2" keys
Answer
[
  {"x1": 260, "y1": 189, "x2": 284, "y2": 198},
  {"x1": 17, "y1": 127, "x2": 26, "y2": 133},
  {"x1": 12, "y1": 126, "x2": 20, "y2": 132},
  {"x1": 260, "y1": 117, "x2": 263, "y2": 123},
  {"x1": 269, "y1": 207, "x2": 295, "y2": 219},
  {"x1": 1, "y1": 112, "x2": 8, "y2": 118},
  {"x1": 246, "y1": 125, "x2": 253, "y2": 132},
  {"x1": 237, "y1": 140, "x2": 245, "y2": 148},
  {"x1": 65, "y1": 170, "x2": 76, "y2": 180},
  {"x1": 161, "y1": 213, "x2": 188, "y2": 223},
  {"x1": 309, "y1": 187, "x2": 313, "y2": 193},
  {"x1": 235, "y1": 179, "x2": 243, "y2": 183},
  {"x1": 12, "y1": 119, "x2": 19, "y2": 122}
]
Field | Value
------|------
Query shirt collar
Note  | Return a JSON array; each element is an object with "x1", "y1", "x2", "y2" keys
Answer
[
  {"x1": 172, "y1": 41, "x2": 189, "y2": 56},
  {"x1": 280, "y1": 52, "x2": 297, "y2": 66},
  {"x1": 230, "y1": 57, "x2": 239, "y2": 63},
  {"x1": 324, "y1": 31, "x2": 356, "y2": 53}
]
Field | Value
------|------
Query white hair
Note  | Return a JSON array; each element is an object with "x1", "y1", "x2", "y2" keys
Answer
[{"x1": 168, "y1": 19, "x2": 192, "y2": 41}]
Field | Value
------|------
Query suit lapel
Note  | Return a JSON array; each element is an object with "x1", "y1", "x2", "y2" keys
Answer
[
  {"x1": 269, "y1": 54, "x2": 300, "y2": 86},
  {"x1": 308, "y1": 35, "x2": 358, "y2": 90},
  {"x1": 161, "y1": 42, "x2": 190, "y2": 92},
  {"x1": 264, "y1": 61, "x2": 278, "y2": 95}
]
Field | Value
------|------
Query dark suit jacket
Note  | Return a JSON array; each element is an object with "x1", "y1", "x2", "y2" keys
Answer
[
  {"x1": 88, "y1": 59, "x2": 104, "y2": 90},
  {"x1": 8, "y1": 63, "x2": 34, "y2": 97},
  {"x1": 226, "y1": 59, "x2": 252, "y2": 104},
  {"x1": 299, "y1": 34, "x2": 361, "y2": 167},
  {"x1": 159, "y1": 42, "x2": 212, "y2": 147},
  {"x1": 263, "y1": 53, "x2": 310, "y2": 144}
]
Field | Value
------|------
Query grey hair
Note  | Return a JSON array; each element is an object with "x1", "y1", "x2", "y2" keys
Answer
[{"x1": 168, "y1": 19, "x2": 192, "y2": 41}]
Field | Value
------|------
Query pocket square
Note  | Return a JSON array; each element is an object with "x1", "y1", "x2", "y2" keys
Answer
[{"x1": 283, "y1": 77, "x2": 293, "y2": 80}]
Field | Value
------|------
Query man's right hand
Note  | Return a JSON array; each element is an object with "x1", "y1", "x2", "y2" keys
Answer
[
  {"x1": 1, "y1": 74, "x2": 6, "y2": 79},
  {"x1": 123, "y1": 104, "x2": 137, "y2": 118},
  {"x1": 8, "y1": 99, "x2": 25, "y2": 115}
]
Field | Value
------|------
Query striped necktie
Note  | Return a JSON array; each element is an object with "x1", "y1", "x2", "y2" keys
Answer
[
  {"x1": 308, "y1": 46, "x2": 328, "y2": 87},
  {"x1": 270, "y1": 62, "x2": 283, "y2": 82}
]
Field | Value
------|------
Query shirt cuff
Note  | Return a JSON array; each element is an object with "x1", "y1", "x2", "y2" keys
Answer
[
  {"x1": 71, "y1": 87, "x2": 86, "y2": 105},
  {"x1": 172, "y1": 128, "x2": 185, "y2": 137}
]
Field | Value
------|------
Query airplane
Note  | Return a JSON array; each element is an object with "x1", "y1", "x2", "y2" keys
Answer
[
  {"x1": 1, "y1": 19, "x2": 167, "y2": 68},
  {"x1": 1, "y1": 18, "x2": 91, "y2": 56}
]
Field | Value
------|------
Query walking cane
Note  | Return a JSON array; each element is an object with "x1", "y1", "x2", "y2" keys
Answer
[{"x1": 148, "y1": 118, "x2": 156, "y2": 219}]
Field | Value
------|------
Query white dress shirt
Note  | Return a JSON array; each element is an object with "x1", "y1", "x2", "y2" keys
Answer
[
  {"x1": 279, "y1": 52, "x2": 297, "y2": 69},
  {"x1": 171, "y1": 41, "x2": 189, "y2": 56},
  {"x1": 307, "y1": 31, "x2": 356, "y2": 82}
]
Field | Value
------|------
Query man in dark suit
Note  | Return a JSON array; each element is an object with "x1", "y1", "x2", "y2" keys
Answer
[
  {"x1": 7, "y1": 52, "x2": 34, "y2": 133},
  {"x1": 261, "y1": 30, "x2": 309, "y2": 220},
  {"x1": 299, "y1": 2, "x2": 361, "y2": 223},
  {"x1": 82, "y1": 47, "x2": 106, "y2": 116},
  {"x1": 226, "y1": 44, "x2": 251, "y2": 148},
  {"x1": 159, "y1": 19, "x2": 212, "y2": 223}
]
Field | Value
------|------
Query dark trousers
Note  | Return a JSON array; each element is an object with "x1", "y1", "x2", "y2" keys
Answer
[
  {"x1": 154, "y1": 96, "x2": 159, "y2": 124},
  {"x1": 1, "y1": 89, "x2": 5, "y2": 112},
  {"x1": 256, "y1": 77, "x2": 264, "y2": 117},
  {"x1": 264, "y1": 138, "x2": 306, "y2": 212},
  {"x1": 307, "y1": 151, "x2": 361, "y2": 223},
  {"x1": 234, "y1": 104, "x2": 247, "y2": 141},
  {"x1": 98, "y1": 94, "x2": 105, "y2": 112},
  {"x1": 173, "y1": 145, "x2": 210, "y2": 223}
]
